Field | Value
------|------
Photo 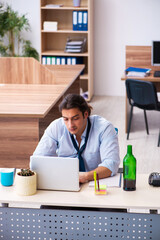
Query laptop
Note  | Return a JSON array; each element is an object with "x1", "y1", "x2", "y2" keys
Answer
[{"x1": 30, "y1": 156, "x2": 80, "y2": 192}]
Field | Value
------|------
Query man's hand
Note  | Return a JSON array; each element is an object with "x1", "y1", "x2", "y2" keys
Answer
[{"x1": 79, "y1": 172, "x2": 89, "y2": 183}]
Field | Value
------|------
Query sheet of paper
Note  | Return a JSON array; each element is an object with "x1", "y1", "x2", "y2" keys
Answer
[{"x1": 89, "y1": 173, "x2": 121, "y2": 188}]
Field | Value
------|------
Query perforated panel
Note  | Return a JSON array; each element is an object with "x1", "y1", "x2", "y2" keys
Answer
[{"x1": 0, "y1": 207, "x2": 160, "y2": 240}]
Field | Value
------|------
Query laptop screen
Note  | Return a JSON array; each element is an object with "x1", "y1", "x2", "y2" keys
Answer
[{"x1": 30, "y1": 156, "x2": 80, "y2": 192}]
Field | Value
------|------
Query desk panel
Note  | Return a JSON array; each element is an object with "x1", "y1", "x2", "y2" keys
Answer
[
  {"x1": 0, "y1": 174, "x2": 160, "y2": 240},
  {"x1": 0, "y1": 206, "x2": 159, "y2": 240},
  {"x1": 0, "y1": 117, "x2": 39, "y2": 168}
]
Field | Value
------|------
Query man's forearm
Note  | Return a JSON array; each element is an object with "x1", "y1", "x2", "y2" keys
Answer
[
  {"x1": 87, "y1": 166, "x2": 111, "y2": 181},
  {"x1": 79, "y1": 166, "x2": 112, "y2": 183}
]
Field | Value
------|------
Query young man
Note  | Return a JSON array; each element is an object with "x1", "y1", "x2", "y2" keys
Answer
[{"x1": 33, "y1": 94, "x2": 120, "y2": 183}]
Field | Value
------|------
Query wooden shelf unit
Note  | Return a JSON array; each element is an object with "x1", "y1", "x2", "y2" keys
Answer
[{"x1": 40, "y1": 0, "x2": 94, "y2": 100}]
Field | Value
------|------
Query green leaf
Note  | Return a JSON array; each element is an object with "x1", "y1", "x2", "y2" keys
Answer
[{"x1": 0, "y1": 2, "x2": 39, "y2": 60}]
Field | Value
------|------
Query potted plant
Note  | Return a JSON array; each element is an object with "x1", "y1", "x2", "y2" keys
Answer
[
  {"x1": 0, "y1": 3, "x2": 39, "y2": 60},
  {"x1": 15, "y1": 169, "x2": 37, "y2": 196}
]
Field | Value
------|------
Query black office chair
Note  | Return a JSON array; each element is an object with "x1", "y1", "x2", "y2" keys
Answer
[{"x1": 125, "y1": 79, "x2": 160, "y2": 146}]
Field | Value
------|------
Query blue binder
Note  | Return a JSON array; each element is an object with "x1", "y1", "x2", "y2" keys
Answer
[
  {"x1": 51, "y1": 57, "x2": 56, "y2": 65},
  {"x1": 73, "y1": 11, "x2": 78, "y2": 31},
  {"x1": 78, "y1": 11, "x2": 83, "y2": 30},
  {"x1": 76, "y1": 57, "x2": 83, "y2": 64},
  {"x1": 61, "y1": 57, "x2": 66, "y2": 65},
  {"x1": 56, "y1": 57, "x2": 61, "y2": 65},
  {"x1": 125, "y1": 67, "x2": 151, "y2": 73},
  {"x1": 42, "y1": 56, "x2": 46, "y2": 65},
  {"x1": 47, "y1": 57, "x2": 51, "y2": 65},
  {"x1": 82, "y1": 11, "x2": 88, "y2": 31},
  {"x1": 67, "y1": 57, "x2": 72, "y2": 65},
  {"x1": 71, "y1": 57, "x2": 77, "y2": 65}
]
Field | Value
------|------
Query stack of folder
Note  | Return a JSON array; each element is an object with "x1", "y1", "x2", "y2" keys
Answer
[
  {"x1": 125, "y1": 67, "x2": 151, "y2": 77},
  {"x1": 72, "y1": 11, "x2": 88, "y2": 31},
  {"x1": 65, "y1": 37, "x2": 86, "y2": 53}
]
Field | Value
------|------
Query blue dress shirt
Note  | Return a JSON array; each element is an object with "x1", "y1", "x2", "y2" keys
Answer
[{"x1": 33, "y1": 115, "x2": 120, "y2": 176}]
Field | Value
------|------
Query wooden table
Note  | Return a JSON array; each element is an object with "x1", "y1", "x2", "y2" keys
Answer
[
  {"x1": 0, "y1": 64, "x2": 84, "y2": 168},
  {"x1": 0, "y1": 174, "x2": 160, "y2": 239},
  {"x1": 121, "y1": 46, "x2": 160, "y2": 132}
]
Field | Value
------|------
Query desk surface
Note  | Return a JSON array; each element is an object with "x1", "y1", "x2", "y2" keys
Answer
[
  {"x1": 121, "y1": 72, "x2": 160, "y2": 82},
  {"x1": 0, "y1": 84, "x2": 68, "y2": 118},
  {"x1": 0, "y1": 65, "x2": 84, "y2": 118},
  {"x1": 0, "y1": 174, "x2": 160, "y2": 211}
]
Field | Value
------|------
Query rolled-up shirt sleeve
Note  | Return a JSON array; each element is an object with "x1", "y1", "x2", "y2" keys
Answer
[
  {"x1": 33, "y1": 120, "x2": 59, "y2": 156},
  {"x1": 98, "y1": 124, "x2": 120, "y2": 176}
]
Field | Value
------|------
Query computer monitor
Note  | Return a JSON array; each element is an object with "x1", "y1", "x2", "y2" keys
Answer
[{"x1": 152, "y1": 41, "x2": 160, "y2": 66}]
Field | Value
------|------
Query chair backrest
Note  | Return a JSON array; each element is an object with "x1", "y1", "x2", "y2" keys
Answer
[{"x1": 125, "y1": 79, "x2": 158, "y2": 108}]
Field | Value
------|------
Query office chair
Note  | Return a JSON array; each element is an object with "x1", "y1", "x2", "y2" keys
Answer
[
  {"x1": 125, "y1": 79, "x2": 160, "y2": 146},
  {"x1": 158, "y1": 130, "x2": 160, "y2": 147}
]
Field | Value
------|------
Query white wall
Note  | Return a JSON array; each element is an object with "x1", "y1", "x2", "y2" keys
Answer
[
  {"x1": 4, "y1": 0, "x2": 160, "y2": 96},
  {"x1": 4, "y1": 0, "x2": 40, "y2": 55}
]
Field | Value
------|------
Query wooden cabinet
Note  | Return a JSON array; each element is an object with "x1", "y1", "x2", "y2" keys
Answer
[{"x1": 40, "y1": 0, "x2": 93, "y2": 100}]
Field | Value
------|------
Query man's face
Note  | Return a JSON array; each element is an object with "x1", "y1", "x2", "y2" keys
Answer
[{"x1": 62, "y1": 108, "x2": 88, "y2": 137}]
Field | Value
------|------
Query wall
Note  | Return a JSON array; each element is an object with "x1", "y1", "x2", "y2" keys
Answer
[
  {"x1": 4, "y1": 0, "x2": 160, "y2": 96},
  {"x1": 94, "y1": 0, "x2": 160, "y2": 96}
]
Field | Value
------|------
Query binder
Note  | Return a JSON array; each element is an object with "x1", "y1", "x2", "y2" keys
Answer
[
  {"x1": 76, "y1": 57, "x2": 83, "y2": 64},
  {"x1": 125, "y1": 67, "x2": 151, "y2": 77},
  {"x1": 73, "y1": 11, "x2": 78, "y2": 31},
  {"x1": 77, "y1": 57, "x2": 84, "y2": 74},
  {"x1": 82, "y1": 11, "x2": 88, "y2": 31},
  {"x1": 67, "y1": 57, "x2": 72, "y2": 65},
  {"x1": 125, "y1": 67, "x2": 151, "y2": 73},
  {"x1": 61, "y1": 57, "x2": 66, "y2": 65},
  {"x1": 56, "y1": 57, "x2": 61, "y2": 65},
  {"x1": 77, "y1": 11, "x2": 83, "y2": 30},
  {"x1": 52, "y1": 57, "x2": 56, "y2": 65},
  {"x1": 42, "y1": 56, "x2": 46, "y2": 65},
  {"x1": 71, "y1": 57, "x2": 76, "y2": 65},
  {"x1": 47, "y1": 57, "x2": 51, "y2": 65}
]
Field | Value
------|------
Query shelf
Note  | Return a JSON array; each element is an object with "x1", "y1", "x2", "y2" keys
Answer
[
  {"x1": 41, "y1": 6, "x2": 88, "y2": 10},
  {"x1": 41, "y1": 50, "x2": 89, "y2": 57},
  {"x1": 80, "y1": 74, "x2": 88, "y2": 80},
  {"x1": 42, "y1": 30, "x2": 88, "y2": 33},
  {"x1": 40, "y1": 0, "x2": 93, "y2": 99}
]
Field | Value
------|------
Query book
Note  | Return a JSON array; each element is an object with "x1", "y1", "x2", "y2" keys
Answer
[
  {"x1": 125, "y1": 67, "x2": 151, "y2": 73},
  {"x1": 126, "y1": 71, "x2": 147, "y2": 77},
  {"x1": 125, "y1": 67, "x2": 151, "y2": 77}
]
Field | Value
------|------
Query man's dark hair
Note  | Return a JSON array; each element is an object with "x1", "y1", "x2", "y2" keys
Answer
[{"x1": 59, "y1": 94, "x2": 92, "y2": 116}]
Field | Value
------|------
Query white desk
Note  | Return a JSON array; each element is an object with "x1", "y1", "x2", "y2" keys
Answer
[{"x1": 0, "y1": 174, "x2": 160, "y2": 239}]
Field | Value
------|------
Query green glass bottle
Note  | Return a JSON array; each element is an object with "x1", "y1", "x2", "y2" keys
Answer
[{"x1": 123, "y1": 145, "x2": 136, "y2": 191}]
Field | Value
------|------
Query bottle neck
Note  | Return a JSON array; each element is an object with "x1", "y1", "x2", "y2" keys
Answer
[{"x1": 127, "y1": 145, "x2": 132, "y2": 155}]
